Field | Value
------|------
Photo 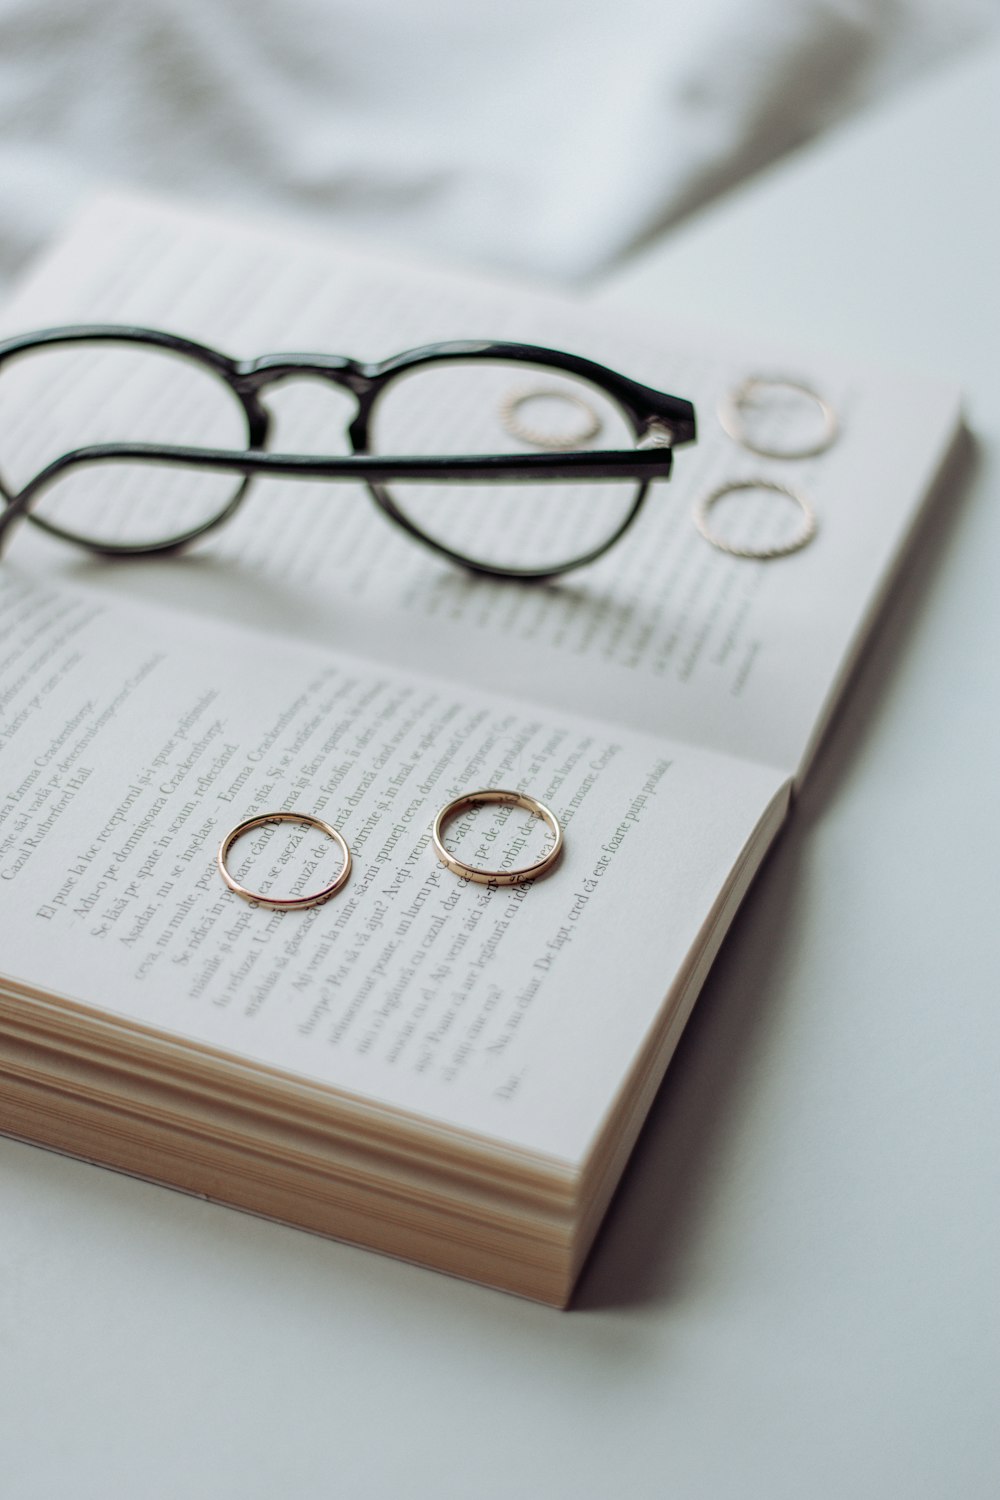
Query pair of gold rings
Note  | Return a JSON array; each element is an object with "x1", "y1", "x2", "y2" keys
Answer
[
  {"x1": 699, "y1": 374, "x2": 837, "y2": 560},
  {"x1": 217, "y1": 789, "x2": 563, "y2": 911}
]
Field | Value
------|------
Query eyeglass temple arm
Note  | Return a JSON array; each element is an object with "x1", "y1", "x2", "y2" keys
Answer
[{"x1": 0, "y1": 437, "x2": 679, "y2": 553}]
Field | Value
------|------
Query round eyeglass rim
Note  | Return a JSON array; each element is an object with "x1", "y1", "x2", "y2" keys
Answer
[
  {"x1": 0, "y1": 326, "x2": 266, "y2": 556},
  {"x1": 356, "y1": 347, "x2": 651, "y2": 580}
]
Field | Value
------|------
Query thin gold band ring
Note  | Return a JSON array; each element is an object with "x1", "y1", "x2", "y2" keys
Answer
[
  {"x1": 718, "y1": 374, "x2": 839, "y2": 459},
  {"x1": 432, "y1": 789, "x2": 563, "y2": 886},
  {"x1": 217, "y1": 811, "x2": 352, "y2": 910}
]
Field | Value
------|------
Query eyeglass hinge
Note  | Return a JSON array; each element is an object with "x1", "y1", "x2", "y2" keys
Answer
[{"x1": 636, "y1": 420, "x2": 676, "y2": 450}]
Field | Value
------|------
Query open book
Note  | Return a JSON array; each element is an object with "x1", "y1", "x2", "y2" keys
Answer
[{"x1": 0, "y1": 194, "x2": 962, "y2": 1304}]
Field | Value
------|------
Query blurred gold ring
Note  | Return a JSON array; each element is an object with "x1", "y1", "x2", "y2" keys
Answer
[
  {"x1": 694, "y1": 479, "x2": 817, "y2": 559},
  {"x1": 718, "y1": 375, "x2": 839, "y2": 459},
  {"x1": 499, "y1": 386, "x2": 603, "y2": 449},
  {"x1": 432, "y1": 789, "x2": 563, "y2": 886},
  {"x1": 218, "y1": 811, "x2": 352, "y2": 910}
]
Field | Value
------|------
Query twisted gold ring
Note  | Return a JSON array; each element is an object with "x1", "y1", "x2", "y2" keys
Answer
[
  {"x1": 498, "y1": 386, "x2": 603, "y2": 449},
  {"x1": 694, "y1": 478, "x2": 817, "y2": 559}
]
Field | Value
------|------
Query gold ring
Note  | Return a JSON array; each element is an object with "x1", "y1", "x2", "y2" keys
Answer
[
  {"x1": 718, "y1": 375, "x2": 839, "y2": 459},
  {"x1": 432, "y1": 789, "x2": 563, "y2": 886},
  {"x1": 217, "y1": 811, "x2": 352, "y2": 910},
  {"x1": 498, "y1": 386, "x2": 603, "y2": 449},
  {"x1": 694, "y1": 478, "x2": 817, "y2": 559}
]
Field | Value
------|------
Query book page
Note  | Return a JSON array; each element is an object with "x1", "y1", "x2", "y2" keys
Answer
[
  {"x1": 0, "y1": 568, "x2": 785, "y2": 1164},
  {"x1": 0, "y1": 193, "x2": 962, "y2": 777}
]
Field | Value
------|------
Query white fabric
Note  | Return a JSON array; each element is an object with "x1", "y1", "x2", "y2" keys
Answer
[{"x1": 0, "y1": 0, "x2": 997, "y2": 292}]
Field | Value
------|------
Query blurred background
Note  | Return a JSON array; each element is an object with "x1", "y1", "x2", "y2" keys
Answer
[{"x1": 0, "y1": 0, "x2": 997, "y2": 294}]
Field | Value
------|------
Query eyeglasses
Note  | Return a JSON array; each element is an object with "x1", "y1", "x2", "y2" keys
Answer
[{"x1": 0, "y1": 324, "x2": 696, "y2": 579}]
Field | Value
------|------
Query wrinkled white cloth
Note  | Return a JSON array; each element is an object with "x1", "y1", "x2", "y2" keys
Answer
[{"x1": 0, "y1": 0, "x2": 997, "y2": 292}]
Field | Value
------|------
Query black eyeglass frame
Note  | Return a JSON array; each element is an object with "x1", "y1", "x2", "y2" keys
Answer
[{"x1": 0, "y1": 324, "x2": 697, "y2": 580}]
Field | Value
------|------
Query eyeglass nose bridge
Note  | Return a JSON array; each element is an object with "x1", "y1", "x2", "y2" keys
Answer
[
  {"x1": 232, "y1": 353, "x2": 379, "y2": 450},
  {"x1": 233, "y1": 353, "x2": 374, "y2": 399}
]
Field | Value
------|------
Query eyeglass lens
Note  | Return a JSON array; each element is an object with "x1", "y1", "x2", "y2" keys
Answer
[
  {"x1": 0, "y1": 340, "x2": 249, "y2": 551},
  {"x1": 367, "y1": 358, "x2": 642, "y2": 574}
]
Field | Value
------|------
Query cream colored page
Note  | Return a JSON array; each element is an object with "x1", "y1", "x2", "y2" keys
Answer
[
  {"x1": 0, "y1": 194, "x2": 961, "y2": 777},
  {"x1": 0, "y1": 570, "x2": 785, "y2": 1162}
]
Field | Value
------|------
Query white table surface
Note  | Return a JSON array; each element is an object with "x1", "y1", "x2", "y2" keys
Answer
[{"x1": 3, "y1": 47, "x2": 998, "y2": 1500}]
